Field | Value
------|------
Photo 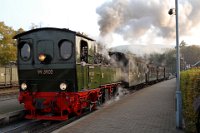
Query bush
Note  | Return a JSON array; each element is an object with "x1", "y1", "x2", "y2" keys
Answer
[{"x1": 181, "y1": 68, "x2": 200, "y2": 133}]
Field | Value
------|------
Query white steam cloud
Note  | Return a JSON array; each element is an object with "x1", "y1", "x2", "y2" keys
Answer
[{"x1": 96, "y1": 0, "x2": 200, "y2": 44}]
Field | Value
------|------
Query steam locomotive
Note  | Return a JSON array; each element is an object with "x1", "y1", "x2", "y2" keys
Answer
[{"x1": 14, "y1": 28, "x2": 168, "y2": 120}]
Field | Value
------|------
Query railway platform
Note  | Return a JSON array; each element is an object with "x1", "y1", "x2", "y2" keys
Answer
[
  {"x1": 0, "y1": 94, "x2": 23, "y2": 125},
  {"x1": 0, "y1": 98, "x2": 23, "y2": 115},
  {"x1": 53, "y1": 78, "x2": 184, "y2": 133},
  {"x1": 0, "y1": 87, "x2": 22, "y2": 115}
]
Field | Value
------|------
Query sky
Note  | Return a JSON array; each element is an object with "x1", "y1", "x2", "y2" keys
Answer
[{"x1": 1, "y1": 0, "x2": 200, "y2": 48}]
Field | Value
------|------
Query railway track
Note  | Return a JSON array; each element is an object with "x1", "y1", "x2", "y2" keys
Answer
[
  {"x1": 0, "y1": 110, "x2": 25, "y2": 126},
  {"x1": 0, "y1": 83, "x2": 19, "y2": 89},
  {"x1": 0, "y1": 87, "x2": 18, "y2": 101},
  {"x1": 0, "y1": 87, "x2": 18, "y2": 94},
  {"x1": 0, "y1": 110, "x2": 93, "y2": 133},
  {"x1": 0, "y1": 87, "x2": 132, "y2": 133},
  {"x1": 0, "y1": 82, "x2": 160, "y2": 133}
]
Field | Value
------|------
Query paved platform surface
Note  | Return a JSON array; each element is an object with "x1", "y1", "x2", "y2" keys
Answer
[
  {"x1": 54, "y1": 79, "x2": 184, "y2": 133},
  {"x1": 0, "y1": 98, "x2": 23, "y2": 115}
]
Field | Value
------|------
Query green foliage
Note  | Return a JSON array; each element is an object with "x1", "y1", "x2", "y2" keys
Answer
[
  {"x1": 0, "y1": 22, "x2": 16, "y2": 46},
  {"x1": 0, "y1": 21, "x2": 24, "y2": 65},
  {"x1": 148, "y1": 48, "x2": 176, "y2": 73},
  {"x1": 0, "y1": 45, "x2": 17, "y2": 65},
  {"x1": 181, "y1": 69, "x2": 200, "y2": 133},
  {"x1": 149, "y1": 44, "x2": 200, "y2": 73},
  {"x1": 181, "y1": 45, "x2": 200, "y2": 65}
]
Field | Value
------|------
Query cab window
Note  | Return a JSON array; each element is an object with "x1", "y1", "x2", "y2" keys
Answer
[
  {"x1": 80, "y1": 40, "x2": 88, "y2": 63},
  {"x1": 20, "y1": 43, "x2": 31, "y2": 61},
  {"x1": 59, "y1": 40, "x2": 73, "y2": 60}
]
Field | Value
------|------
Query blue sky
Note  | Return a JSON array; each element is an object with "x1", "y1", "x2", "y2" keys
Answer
[
  {"x1": 1, "y1": 0, "x2": 105, "y2": 34},
  {"x1": 1, "y1": 0, "x2": 43, "y2": 30},
  {"x1": 1, "y1": 0, "x2": 200, "y2": 48},
  {"x1": 1, "y1": 0, "x2": 128, "y2": 47}
]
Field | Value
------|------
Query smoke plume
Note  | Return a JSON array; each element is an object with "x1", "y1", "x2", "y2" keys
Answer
[{"x1": 96, "y1": 0, "x2": 200, "y2": 44}]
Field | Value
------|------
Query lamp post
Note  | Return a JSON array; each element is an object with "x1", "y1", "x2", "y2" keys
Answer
[{"x1": 168, "y1": 0, "x2": 182, "y2": 128}]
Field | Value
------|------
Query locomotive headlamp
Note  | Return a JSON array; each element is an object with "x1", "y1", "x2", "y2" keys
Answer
[
  {"x1": 21, "y1": 83, "x2": 27, "y2": 90},
  {"x1": 38, "y1": 53, "x2": 46, "y2": 62},
  {"x1": 60, "y1": 83, "x2": 67, "y2": 90}
]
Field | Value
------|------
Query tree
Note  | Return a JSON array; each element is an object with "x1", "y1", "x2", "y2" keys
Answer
[
  {"x1": 0, "y1": 22, "x2": 16, "y2": 46},
  {"x1": 0, "y1": 45, "x2": 17, "y2": 65},
  {"x1": 164, "y1": 49, "x2": 176, "y2": 73},
  {"x1": 180, "y1": 40, "x2": 187, "y2": 47},
  {"x1": 148, "y1": 43, "x2": 200, "y2": 73},
  {"x1": 16, "y1": 28, "x2": 24, "y2": 35},
  {"x1": 0, "y1": 22, "x2": 24, "y2": 65},
  {"x1": 29, "y1": 23, "x2": 43, "y2": 29},
  {"x1": 148, "y1": 48, "x2": 176, "y2": 73},
  {"x1": 180, "y1": 45, "x2": 200, "y2": 65}
]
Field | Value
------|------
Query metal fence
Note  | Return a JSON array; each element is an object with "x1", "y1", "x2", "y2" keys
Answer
[{"x1": 0, "y1": 65, "x2": 18, "y2": 88}]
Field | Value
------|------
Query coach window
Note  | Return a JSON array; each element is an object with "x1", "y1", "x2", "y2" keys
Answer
[
  {"x1": 20, "y1": 43, "x2": 31, "y2": 61},
  {"x1": 59, "y1": 40, "x2": 72, "y2": 60}
]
